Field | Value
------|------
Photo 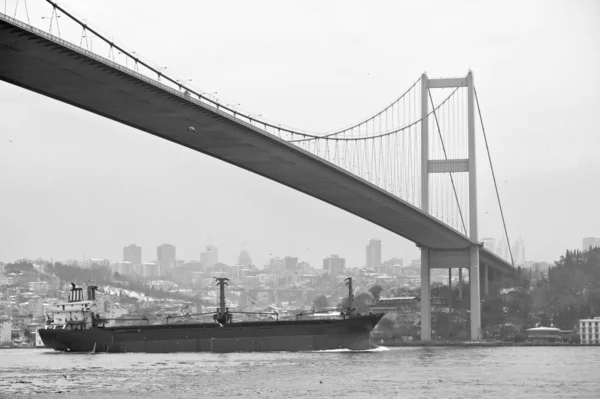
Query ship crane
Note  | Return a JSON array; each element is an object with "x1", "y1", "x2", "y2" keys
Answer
[
  {"x1": 212, "y1": 277, "x2": 280, "y2": 325},
  {"x1": 341, "y1": 277, "x2": 357, "y2": 320}
]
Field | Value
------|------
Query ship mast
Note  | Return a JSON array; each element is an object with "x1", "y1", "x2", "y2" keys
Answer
[
  {"x1": 344, "y1": 277, "x2": 355, "y2": 318},
  {"x1": 214, "y1": 277, "x2": 230, "y2": 326}
]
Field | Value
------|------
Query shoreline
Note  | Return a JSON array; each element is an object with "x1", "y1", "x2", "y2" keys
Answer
[{"x1": 379, "y1": 340, "x2": 599, "y2": 347}]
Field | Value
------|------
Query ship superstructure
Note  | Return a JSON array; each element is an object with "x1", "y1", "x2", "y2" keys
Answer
[{"x1": 44, "y1": 283, "x2": 102, "y2": 331}]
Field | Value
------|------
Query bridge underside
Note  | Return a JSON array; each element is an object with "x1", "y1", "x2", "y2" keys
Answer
[{"x1": 0, "y1": 17, "x2": 514, "y2": 276}]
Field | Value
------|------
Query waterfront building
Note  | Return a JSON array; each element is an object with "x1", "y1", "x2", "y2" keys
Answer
[
  {"x1": 0, "y1": 321, "x2": 11, "y2": 345},
  {"x1": 201, "y1": 245, "x2": 218, "y2": 268},
  {"x1": 157, "y1": 244, "x2": 176, "y2": 273},
  {"x1": 366, "y1": 239, "x2": 382, "y2": 268},
  {"x1": 580, "y1": 317, "x2": 600, "y2": 344},
  {"x1": 582, "y1": 237, "x2": 600, "y2": 251},
  {"x1": 323, "y1": 255, "x2": 345, "y2": 275},
  {"x1": 123, "y1": 244, "x2": 142, "y2": 265},
  {"x1": 526, "y1": 327, "x2": 561, "y2": 343}
]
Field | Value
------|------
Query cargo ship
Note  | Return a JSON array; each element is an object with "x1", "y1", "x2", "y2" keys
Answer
[{"x1": 38, "y1": 277, "x2": 384, "y2": 353}]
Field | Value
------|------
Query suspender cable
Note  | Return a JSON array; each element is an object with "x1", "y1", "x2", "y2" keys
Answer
[{"x1": 474, "y1": 88, "x2": 515, "y2": 267}]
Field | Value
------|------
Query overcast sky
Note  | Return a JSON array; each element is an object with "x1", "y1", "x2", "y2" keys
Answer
[{"x1": 1, "y1": 0, "x2": 599, "y2": 268}]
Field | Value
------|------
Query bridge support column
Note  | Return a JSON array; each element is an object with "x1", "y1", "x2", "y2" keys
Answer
[
  {"x1": 420, "y1": 247, "x2": 431, "y2": 341},
  {"x1": 469, "y1": 245, "x2": 481, "y2": 340},
  {"x1": 481, "y1": 263, "x2": 489, "y2": 296},
  {"x1": 448, "y1": 268, "x2": 452, "y2": 308},
  {"x1": 458, "y1": 267, "x2": 463, "y2": 300}
]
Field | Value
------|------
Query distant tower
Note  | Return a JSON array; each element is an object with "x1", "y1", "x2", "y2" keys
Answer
[
  {"x1": 157, "y1": 244, "x2": 176, "y2": 273},
  {"x1": 511, "y1": 237, "x2": 526, "y2": 265},
  {"x1": 201, "y1": 245, "x2": 218, "y2": 268},
  {"x1": 366, "y1": 238, "x2": 382, "y2": 268},
  {"x1": 323, "y1": 255, "x2": 345, "y2": 275},
  {"x1": 238, "y1": 249, "x2": 252, "y2": 267},
  {"x1": 123, "y1": 244, "x2": 142, "y2": 266}
]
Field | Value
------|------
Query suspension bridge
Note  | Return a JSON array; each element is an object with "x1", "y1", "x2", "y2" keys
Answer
[{"x1": 0, "y1": 1, "x2": 516, "y2": 340}]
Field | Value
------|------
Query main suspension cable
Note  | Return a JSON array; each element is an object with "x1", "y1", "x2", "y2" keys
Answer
[{"x1": 290, "y1": 85, "x2": 461, "y2": 143}]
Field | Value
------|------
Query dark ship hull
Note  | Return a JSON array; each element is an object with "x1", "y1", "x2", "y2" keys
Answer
[{"x1": 38, "y1": 314, "x2": 384, "y2": 353}]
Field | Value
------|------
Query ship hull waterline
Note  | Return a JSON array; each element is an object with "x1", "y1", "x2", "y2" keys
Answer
[{"x1": 38, "y1": 314, "x2": 384, "y2": 353}]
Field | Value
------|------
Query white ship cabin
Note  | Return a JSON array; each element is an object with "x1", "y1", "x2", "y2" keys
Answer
[{"x1": 45, "y1": 283, "x2": 99, "y2": 330}]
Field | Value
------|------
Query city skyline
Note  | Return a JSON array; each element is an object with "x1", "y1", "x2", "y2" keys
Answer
[{"x1": 0, "y1": 233, "x2": 544, "y2": 269}]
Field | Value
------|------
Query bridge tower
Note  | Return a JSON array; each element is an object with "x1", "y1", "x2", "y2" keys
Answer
[{"x1": 419, "y1": 71, "x2": 481, "y2": 341}]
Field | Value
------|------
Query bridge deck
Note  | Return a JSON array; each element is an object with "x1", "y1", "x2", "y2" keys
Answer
[{"x1": 0, "y1": 15, "x2": 514, "y2": 275}]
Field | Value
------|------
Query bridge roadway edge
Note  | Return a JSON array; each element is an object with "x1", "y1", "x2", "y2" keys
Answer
[{"x1": 0, "y1": 16, "x2": 514, "y2": 276}]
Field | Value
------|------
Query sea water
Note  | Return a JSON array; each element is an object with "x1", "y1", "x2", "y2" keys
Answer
[{"x1": 1, "y1": 346, "x2": 599, "y2": 398}]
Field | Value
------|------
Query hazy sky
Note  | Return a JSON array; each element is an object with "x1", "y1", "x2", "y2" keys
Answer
[{"x1": 1, "y1": 0, "x2": 599, "y2": 268}]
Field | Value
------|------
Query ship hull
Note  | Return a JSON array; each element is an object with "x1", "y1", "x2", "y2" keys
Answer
[{"x1": 38, "y1": 314, "x2": 384, "y2": 353}]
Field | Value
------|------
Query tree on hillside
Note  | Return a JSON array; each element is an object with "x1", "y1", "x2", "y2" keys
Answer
[
  {"x1": 339, "y1": 291, "x2": 374, "y2": 314},
  {"x1": 312, "y1": 294, "x2": 329, "y2": 311},
  {"x1": 368, "y1": 285, "x2": 384, "y2": 303},
  {"x1": 4, "y1": 262, "x2": 35, "y2": 274}
]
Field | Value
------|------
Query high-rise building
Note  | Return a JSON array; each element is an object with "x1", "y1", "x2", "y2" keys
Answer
[
  {"x1": 141, "y1": 262, "x2": 159, "y2": 278},
  {"x1": 496, "y1": 237, "x2": 509, "y2": 262},
  {"x1": 123, "y1": 244, "x2": 142, "y2": 266},
  {"x1": 511, "y1": 237, "x2": 526, "y2": 265},
  {"x1": 157, "y1": 244, "x2": 176, "y2": 272},
  {"x1": 323, "y1": 255, "x2": 345, "y2": 275},
  {"x1": 481, "y1": 238, "x2": 496, "y2": 254},
  {"x1": 366, "y1": 238, "x2": 382, "y2": 268},
  {"x1": 284, "y1": 256, "x2": 298, "y2": 271},
  {"x1": 583, "y1": 237, "x2": 600, "y2": 251},
  {"x1": 268, "y1": 257, "x2": 284, "y2": 271},
  {"x1": 201, "y1": 245, "x2": 218, "y2": 268},
  {"x1": 238, "y1": 249, "x2": 252, "y2": 267}
]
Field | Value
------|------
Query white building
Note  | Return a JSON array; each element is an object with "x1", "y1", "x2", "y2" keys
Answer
[
  {"x1": 582, "y1": 237, "x2": 600, "y2": 251},
  {"x1": 83, "y1": 258, "x2": 110, "y2": 269},
  {"x1": 0, "y1": 276, "x2": 14, "y2": 286},
  {"x1": 29, "y1": 281, "x2": 50, "y2": 295},
  {"x1": 580, "y1": 317, "x2": 600, "y2": 344},
  {"x1": 0, "y1": 322, "x2": 12, "y2": 346},
  {"x1": 495, "y1": 237, "x2": 509, "y2": 261}
]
